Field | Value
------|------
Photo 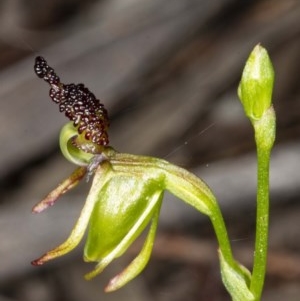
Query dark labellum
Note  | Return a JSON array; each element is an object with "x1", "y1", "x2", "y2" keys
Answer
[{"x1": 34, "y1": 56, "x2": 109, "y2": 146}]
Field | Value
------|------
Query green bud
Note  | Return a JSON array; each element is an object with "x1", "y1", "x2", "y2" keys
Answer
[{"x1": 238, "y1": 44, "x2": 274, "y2": 121}]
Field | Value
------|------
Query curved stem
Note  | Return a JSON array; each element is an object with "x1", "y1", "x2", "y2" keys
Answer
[
  {"x1": 167, "y1": 170, "x2": 235, "y2": 267},
  {"x1": 209, "y1": 201, "x2": 235, "y2": 267},
  {"x1": 166, "y1": 163, "x2": 235, "y2": 267}
]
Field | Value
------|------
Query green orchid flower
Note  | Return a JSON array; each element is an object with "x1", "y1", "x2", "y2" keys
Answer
[
  {"x1": 32, "y1": 57, "x2": 231, "y2": 292},
  {"x1": 32, "y1": 142, "x2": 164, "y2": 292},
  {"x1": 32, "y1": 122, "x2": 223, "y2": 292}
]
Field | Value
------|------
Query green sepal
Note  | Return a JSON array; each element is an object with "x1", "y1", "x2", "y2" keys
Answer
[{"x1": 219, "y1": 249, "x2": 255, "y2": 301}]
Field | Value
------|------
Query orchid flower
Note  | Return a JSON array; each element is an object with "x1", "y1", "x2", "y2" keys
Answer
[{"x1": 32, "y1": 57, "x2": 229, "y2": 292}]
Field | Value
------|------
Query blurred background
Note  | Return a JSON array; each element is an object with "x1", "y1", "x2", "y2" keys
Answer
[{"x1": 0, "y1": 0, "x2": 300, "y2": 300}]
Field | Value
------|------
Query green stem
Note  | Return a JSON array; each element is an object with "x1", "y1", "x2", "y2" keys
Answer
[
  {"x1": 250, "y1": 146, "x2": 271, "y2": 299},
  {"x1": 209, "y1": 200, "x2": 235, "y2": 267},
  {"x1": 249, "y1": 107, "x2": 275, "y2": 300}
]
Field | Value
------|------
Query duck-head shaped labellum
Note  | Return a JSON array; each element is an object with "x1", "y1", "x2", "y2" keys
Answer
[{"x1": 34, "y1": 56, "x2": 109, "y2": 154}]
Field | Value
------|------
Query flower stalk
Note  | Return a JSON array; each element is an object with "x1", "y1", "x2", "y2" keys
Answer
[{"x1": 238, "y1": 45, "x2": 276, "y2": 300}]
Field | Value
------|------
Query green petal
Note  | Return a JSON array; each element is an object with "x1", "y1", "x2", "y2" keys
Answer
[
  {"x1": 32, "y1": 167, "x2": 87, "y2": 213},
  {"x1": 32, "y1": 163, "x2": 112, "y2": 265}
]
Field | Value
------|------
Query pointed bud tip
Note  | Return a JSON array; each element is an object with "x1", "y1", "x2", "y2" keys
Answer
[{"x1": 238, "y1": 44, "x2": 274, "y2": 121}]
